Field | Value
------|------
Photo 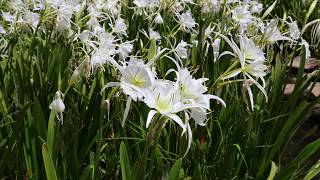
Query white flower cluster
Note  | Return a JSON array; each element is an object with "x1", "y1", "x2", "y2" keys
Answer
[
  {"x1": 102, "y1": 57, "x2": 225, "y2": 154},
  {"x1": 0, "y1": 0, "x2": 315, "y2": 155}
]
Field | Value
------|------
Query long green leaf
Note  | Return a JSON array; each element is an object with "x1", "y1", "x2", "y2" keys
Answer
[
  {"x1": 167, "y1": 158, "x2": 182, "y2": 180},
  {"x1": 120, "y1": 141, "x2": 131, "y2": 180},
  {"x1": 304, "y1": 159, "x2": 320, "y2": 180},
  {"x1": 267, "y1": 161, "x2": 278, "y2": 180},
  {"x1": 47, "y1": 111, "x2": 56, "y2": 156},
  {"x1": 42, "y1": 143, "x2": 58, "y2": 180},
  {"x1": 262, "y1": 0, "x2": 277, "y2": 19},
  {"x1": 305, "y1": 0, "x2": 318, "y2": 23}
]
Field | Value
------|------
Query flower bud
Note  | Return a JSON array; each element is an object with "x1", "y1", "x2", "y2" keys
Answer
[{"x1": 49, "y1": 91, "x2": 65, "y2": 113}]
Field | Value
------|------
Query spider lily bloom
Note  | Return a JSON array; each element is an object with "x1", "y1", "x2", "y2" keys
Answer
[
  {"x1": 261, "y1": 20, "x2": 292, "y2": 43},
  {"x1": 232, "y1": 6, "x2": 253, "y2": 26},
  {"x1": 176, "y1": 11, "x2": 197, "y2": 33},
  {"x1": 55, "y1": 2, "x2": 74, "y2": 32},
  {"x1": 240, "y1": 35, "x2": 265, "y2": 62},
  {"x1": 218, "y1": 34, "x2": 268, "y2": 110},
  {"x1": 141, "y1": 28, "x2": 161, "y2": 41},
  {"x1": 200, "y1": 0, "x2": 220, "y2": 14},
  {"x1": 287, "y1": 20, "x2": 300, "y2": 40},
  {"x1": 133, "y1": 0, "x2": 160, "y2": 15},
  {"x1": 88, "y1": 32, "x2": 119, "y2": 74},
  {"x1": 117, "y1": 41, "x2": 134, "y2": 61},
  {"x1": 102, "y1": 59, "x2": 156, "y2": 126},
  {"x1": 153, "y1": 13, "x2": 164, "y2": 24},
  {"x1": 175, "y1": 40, "x2": 189, "y2": 59},
  {"x1": 143, "y1": 79, "x2": 196, "y2": 156},
  {"x1": 144, "y1": 80, "x2": 186, "y2": 130},
  {"x1": 49, "y1": 91, "x2": 65, "y2": 124},
  {"x1": 23, "y1": 10, "x2": 40, "y2": 30},
  {"x1": 112, "y1": 18, "x2": 127, "y2": 36},
  {"x1": 159, "y1": 68, "x2": 225, "y2": 156},
  {"x1": 120, "y1": 59, "x2": 156, "y2": 101},
  {"x1": 250, "y1": 1, "x2": 263, "y2": 14},
  {"x1": 176, "y1": 68, "x2": 226, "y2": 125}
]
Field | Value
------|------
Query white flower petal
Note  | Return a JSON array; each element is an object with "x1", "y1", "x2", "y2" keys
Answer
[
  {"x1": 146, "y1": 110, "x2": 158, "y2": 128},
  {"x1": 122, "y1": 97, "x2": 132, "y2": 127},
  {"x1": 166, "y1": 113, "x2": 186, "y2": 132}
]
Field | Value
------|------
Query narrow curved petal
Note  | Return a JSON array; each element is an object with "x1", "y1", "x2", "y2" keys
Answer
[
  {"x1": 247, "y1": 73, "x2": 268, "y2": 102},
  {"x1": 146, "y1": 110, "x2": 158, "y2": 128},
  {"x1": 101, "y1": 82, "x2": 120, "y2": 93},
  {"x1": 246, "y1": 84, "x2": 254, "y2": 111},
  {"x1": 219, "y1": 51, "x2": 237, "y2": 59},
  {"x1": 166, "y1": 113, "x2": 186, "y2": 132},
  {"x1": 183, "y1": 123, "x2": 192, "y2": 157},
  {"x1": 221, "y1": 69, "x2": 242, "y2": 80},
  {"x1": 206, "y1": 95, "x2": 226, "y2": 107},
  {"x1": 183, "y1": 104, "x2": 209, "y2": 110},
  {"x1": 122, "y1": 97, "x2": 132, "y2": 127}
]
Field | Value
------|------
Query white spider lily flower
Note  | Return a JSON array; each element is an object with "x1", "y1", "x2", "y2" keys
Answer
[
  {"x1": 177, "y1": 11, "x2": 197, "y2": 32},
  {"x1": 89, "y1": 32, "x2": 118, "y2": 73},
  {"x1": 78, "y1": 30, "x2": 91, "y2": 42},
  {"x1": 262, "y1": 20, "x2": 292, "y2": 43},
  {"x1": 24, "y1": 10, "x2": 40, "y2": 29},
  {"x1": 175, "y1": 40, "x2": 189, "y2": 59},
  {"x1": 102, "y1": 59, "x2": 156, "y2": 126},
  {"x1": 176, "y1": 69, "x2": 226, "y2": 125},
  {"x1": 69, "y1": 68, "x2": 81, "y2": 85},
  {"x1": 90, "y1": 50, "x2": 107, "y2": 71},
  {"x1": 133, "y1": 0, "x2": 149, "y2": 8},
  {"x1": 105, "y1": 0, "x2": 121, "y2": 16},
  {"x1": 204, "y1": 24, "x2": 214, "y2": 40},
  {"x1": 250, "y1": 1, "x2": 263, "y2": 14},
  {"x1": 144, "y1": 80, "x2": 186, "y2": 131},
  {"x1": 239, "y1": 35, "x2": 265, "y2": 62},
  {"x1": 232, "y1": 6, "x2": 253, "y2": 25},
  {"x1": 134, "y1": 0, "x2": 159, "y2": 9},
  {"x1": 49, "y1": 91, "x2": 65, "y2": 124},
  {"x1": 56, "y1": 4, "x2": 74, "y2": 31},
  {"x1": 170, "y1": 2, "x2": 184, "y2": 13},
  {"x1": 141, "y1": 28, "x2": 161, "y2": 41},
  {"x1": 112, "y1": 18, "x2": 127, "y2": 36},
  {"x1": 177, "y1": 69, "x2": 207, "y2": 99},
  {"x1": 218, "y1": 34, "x2": 268, "y2": 110},
  {"x1": 149, "y1": 29, "x2": 161, "y2": 40},
  {"x1": 188, "y1": 94, "x2": 224, "y2": 126},
  {"x1": 287, "y1": 20, "x2": 300, "y2": 40},
  {"x1": 201, "y1": 0, "x2": 220, "y2": 14},
  {"x1": 154, "y1": 13, "x2": 163, "y2": 24},
  {"x1": 98, "y1": 32, "x2": 117, "y2": 52},
  {"x1": 117, "y1": 41, "x2": 134, "y2": 61},
  {"x1": 244, "y1": 60, "x2": 268, "y2": 77},
  {"x1": 87, "y1": 5, "x2": 101, "y2": 29},
  {"x1": 120, "y1": 59, "x2": 156, "y2": 101}
]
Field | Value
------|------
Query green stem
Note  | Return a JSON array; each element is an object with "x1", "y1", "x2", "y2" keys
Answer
[{"x1": 211, "y1": 60, "x2": 240, "y2": 89}]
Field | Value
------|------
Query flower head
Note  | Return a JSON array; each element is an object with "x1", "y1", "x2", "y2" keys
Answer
[
  {"x1": 177, "y1": 11, "x2": 197, "y2": 32},
  {"x1": 232, "y1": 6, "x2": 253, "y2": 25},
  {"x1": 49, "y1": 91, "x2": 65, "y2": 124}
]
